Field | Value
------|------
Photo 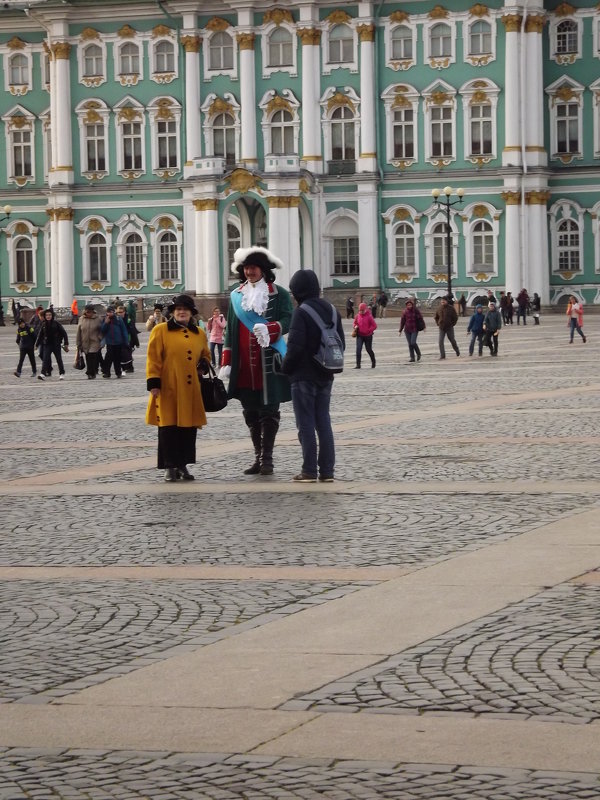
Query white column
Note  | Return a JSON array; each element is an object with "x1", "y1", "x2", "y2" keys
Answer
[
  {"x1": 54, "y1": 208, "x2": 74, "y2": 307},
  {"x1": 500, "y1": 12, "x2": 522, "y2": 168},
  {"x1": 237, "y1": 33, "x2": 258, "y2": 168},
  {"x1": 357, "y1": 183, "x2": 378, "y2": 287},
  {"x1": 267, "y1": 198, "x2": 301, "y2": 288},
  {"x1": 526, "y1": 192, "x2": 550, "y2": 304},
  {"x1": 501, "y1": 192, "x2": 522, "y2": 294},
  {"x1": 298, "y1": 27, "x2": 322, "y2": 173},
  {"x1": 50, "y1": 43, "x2": 73, "y2": 185},
  {"x1": 193, "y1": 200, "x2": 220, "y2": 294},
  {"x1": 182, "y1": 33, "x2": 202, "y2": 172},
  {"x1": 524, "y1": 12, "x2": 547, "y2": 168},
  {"x1": 358, "y1": 23, "x2": 377, "y2": 172}
]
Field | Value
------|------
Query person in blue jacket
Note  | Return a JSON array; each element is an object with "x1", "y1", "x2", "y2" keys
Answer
[
  {"x1": 100, "y1": 306, "x2": 129, "y2": 378},
  {"x1": 467, "y1": 304, "x2": 485, "y2": 357}
]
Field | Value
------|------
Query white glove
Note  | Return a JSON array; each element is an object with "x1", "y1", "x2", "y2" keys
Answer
[
  {"x1": 252, "y1": 322, "x2": 270, "y2": 348},
  {"x1": 218, "y1": 365, "x2": 231, "y2": 380}
]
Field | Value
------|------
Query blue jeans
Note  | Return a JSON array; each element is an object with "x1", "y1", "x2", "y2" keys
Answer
[
  {"x1": 569, "y1": 317, "x2": 584, "y2": 342},
  {"x1": 404, "y1": 330, "x2": 421, "y2": 361},
  {"x1": 291, "y1": 380, "x2": 335, "y2": 478},
  {"x1": 469, "y1": 331, "x2": 484, "y2": 355},
  {"x1": 210, "y1": 341, "x2": 223, "y2": 367}
]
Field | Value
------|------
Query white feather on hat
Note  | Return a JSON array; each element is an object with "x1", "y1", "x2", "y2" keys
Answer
[{"x1": 230, "y1": 246, "x2": 284, "y2": 274}]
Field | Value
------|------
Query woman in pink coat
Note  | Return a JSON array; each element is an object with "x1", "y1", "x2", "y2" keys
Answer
[
  {"x1": 353, "y1": 302, "x2": 378, "y2": 369},
  {"x1": 207, "y1": 306, "x2": 227, "y2": 366}
]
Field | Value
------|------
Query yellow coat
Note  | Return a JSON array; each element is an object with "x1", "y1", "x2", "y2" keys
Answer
[{"x1": 145, "y1": 321, "x2": 210, "y2": 428}]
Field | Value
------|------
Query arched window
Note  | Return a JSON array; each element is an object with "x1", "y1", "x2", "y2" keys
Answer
[
  {"x1": 155, "y1": 40, "x2": 175, "y2": 73},
  {"x1": 119, "y1": 42, "x2": 140, "y2": 75},
  {"x1": 557, "y1": 20, "x2": 577, "y2": 54},
  {"x1": 430, "y1": 23, "x2": 451, "y2": 58},
  {"x1": 88, "y1": 233, "x2": 108, "y2": 281},
  {"x1": 83, "y1": 44, "x2": 103, "y2": 77},
  {"x1": 472, "y1": 221, "x2": 494, "y2": 271},
  {"x1": 209, "y1": 32, "x2": 233, "y2": 71},
  {"x1": 557, "y1": 219, "x2": 580, "y2": 271},
  {"x1": 432, "y1": 222, "x2": 448, "y2": 270},
  {"x1": 271, "y1": 109, "x2": 294, "y2": 154},
  {"x1": 213, "y1": 112, "x2": 235, "y2": 164},
  {"x1": 124, "y1": 233, "x2": 143, "y2": 280},
  {"x1": 328, "y1": 24, "x2": 353, "y2": 63},
  {"x1": 331, "y1": 106, "x2": 355, "y2": 160},
  {"x1": 15, "y1": 237, "x2": 33, "y2": 283},
  {"x1": 9, "y1": 53, "x2": 28, "y2": 85},
  {"x1": 469, "y1": 20, "x2": 491, "y2": 55},
  {"x1": 391, "y1": 25, "x2": 412, "y2": 60},
  {"x1": 268, "y1": 27, "x2": 293, "y2": 67},
  {"x1": 393, "y1": 223, "x2": 415, "y2": 272},
  {"x1": 158, "y1": 231, "x2": 178, "y2": 280},
  {"x1": 470, "y1": 102, "x2": 492, "y2": 155}
]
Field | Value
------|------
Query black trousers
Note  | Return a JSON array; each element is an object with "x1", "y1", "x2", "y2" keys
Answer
[
  {"x1": 103, "y1": 344, "x2": 122, "y2": 376},
  {"x1": 157, "y1": 426, "x2": 197, "y2": 469},
  {"x1": 17, "y1": 347, "x2": 36, "y2": 374}
]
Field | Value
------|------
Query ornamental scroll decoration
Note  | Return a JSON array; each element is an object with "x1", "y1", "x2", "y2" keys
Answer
[
  {"x1": 297, "y1": 28, "x2": 321, "y2": 46},
  {"x1": 206, "y1": 17, "x2": 231, "y2": 32},
  {"x1": 225, "y1": 169, "x2": 262, "y2": 195},
  {"x1": 80, "y1": 28, "x2": 100, "y2": 41},
  {"x1": 429, "y1": 5, "x2": 449, "y2": 19},
  {"x1": 325, "y1": 10, "x2": 352, "y2": 25},
  {"x1": 152, "y1": 25, "x2": 174, "y2": 38},
  {"x1": 390, "y1": 11, "x2": 409, "y2": 23},
  {"x1": 7, "y1": 37, "x2": 26, "y2": 50},
  {"x1": 181, "y1": 36, "x2": 201, "y2": 53},
  {"x1": 326, "y1": 91, "x2": 356, "y2": 113},
  {"x1": 118, "y1": 25, "x2": 136, "y2": 38},
  {"x1": 469, "y1": 4, "x2": 489, "y2": 17},
  {"x1": 263, "y1": 9, "x2": 294, "y2": 26},
  {"x1": 208, "y1": 96, "x2": 233, "y2": 117}
]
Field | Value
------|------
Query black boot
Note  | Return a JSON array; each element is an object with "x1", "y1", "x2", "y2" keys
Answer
[
  {"x1": 243, "y1": 410, "x2": 262, "y2": 474},
  {"x1": 164, "y1": 468, "x2": 179, "y2": 482},
  {"x1": 259, "y1": 413, "x2": 280, "y2": 475},
  {"x1": 177, "y1": 466, "x2": 195, "y2": 481}
]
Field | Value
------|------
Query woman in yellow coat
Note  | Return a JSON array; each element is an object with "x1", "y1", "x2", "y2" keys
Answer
[{"x1": 146, "y1": 294, "x2": 210, "y2": 481}]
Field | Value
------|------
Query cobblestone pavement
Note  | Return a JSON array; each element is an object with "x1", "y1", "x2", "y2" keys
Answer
[
  {"x1": 1, "y1": 317, "x2": 599, "y2": 798},
  {"x1": 1, "y1": 750, "x2": 600, "y2": 800},
  {"x1": 283, "y1": 584, "x2": 600, "y2": 722}
]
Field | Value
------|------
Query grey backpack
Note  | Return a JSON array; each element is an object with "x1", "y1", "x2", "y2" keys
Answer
[{"x1": 300, "y1": 302, "x2": 344, "y2": 373}]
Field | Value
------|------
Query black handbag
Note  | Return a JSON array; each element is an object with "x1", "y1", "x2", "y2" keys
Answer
[
  {"x1": 74, "y1": 351, "x2": 86, "y2": 370},
  {"x1": 416, "y1": 314, "x2": 425, "y2": 332},
  {"x1": 197, "y1": 359, "x2": 228, "y2": 412}
]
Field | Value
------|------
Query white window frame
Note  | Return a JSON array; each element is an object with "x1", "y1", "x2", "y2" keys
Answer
[
  {"x1": 259, "y1": 89, "x2": 300, "y2": 156},
  {"x1": 76, "y1": 215, "x2": 113, "y2": 286},
  {"x1": 590, "y1": 78, "x2": 600, "y2": 158},
  {"x1": 150, "y1": 36, "x2": 178, "y2": 84},
  {"x1": 201, "y1": 92, "x2": 241, "y2": 164},
  {"x1": 40, "y1": 108, "x2": 51, "y2": 181},
  {"x1": 463, "y1": 16, "x2": 496, "y2": 66},
  {"x1": 6, "y1": 51, "x2": 32, "y2": 95},
  {"x1": 2, "y1": 106, "x2": 36, "y2": 186},
  {"x1": 383, "y1": 205, "x2": 421, "y2": 279},
  {"x1": 148, "y1": 96, "x2": 182, "y2": 177},
  {"x1": 320, "y1": 86, "x2": 361, "y2": 167},
  {"x1": 149, "y1": 214, "x2": 182, "y2": 285},
  {"x1": 78, "y1": 38, "x2": 107, "y2": 87},
  {"x1": 424, "y1": 15, "x2": 456, "y2": 69},
  {"x1": 423, "y1": 81, "x2": 456, "y2": 166},
  {"x1": 462, "y1": 204, "x2": 500, "y2": 278},
  {"x1": 114, "y1": 37, "x2": 143, "y2": 86},
  {"x1": 549, "y1": 14, "x2": 582, "y2": 65},
  {"x1": 75, "y1": 99, "x2": 110, "y2": 180},
  {"x1": 381, "y1": 83, "x2": 419, "y2": 166},
  {"x1": 549, "y1": 201, "x2": 585, "y2": 276},
  {"x1": 261, "y1": 22, "x2": 297, "y2": 78},
  {"x1": 115, "y1": 213, "x2": 148, "y2": 288},
  {"x1": 460, "y1": 79, "x2": 499, "y2": 164},
  {"x1": 114, "y1": 97, "x2": 146, "y2": 177},
  {"x1": 203, "y1": 24, "x2": 237, "y2": 81},
  {"x1": 322, "y1": 20, "x2": 358, "y2": 75},
  {"x1": 6, "y1": 219, "x2": 38, "y2": 287},
  {"x1": 384, "y1": 15, "x2": 417, "y2": 71},
  {"x1": 545, "y1": 77, "x2": 584, "y2": 163},
  {"x1": 322, "y1": 209, "x2": 360, "y2": 278},
  {"x1": 424, "y1": 204, "x2": 459, "y2": 280}
]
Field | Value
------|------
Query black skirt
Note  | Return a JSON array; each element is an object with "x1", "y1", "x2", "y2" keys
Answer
[{"x1": 157, "y1": 426, "x2": 197, "y2": 469}]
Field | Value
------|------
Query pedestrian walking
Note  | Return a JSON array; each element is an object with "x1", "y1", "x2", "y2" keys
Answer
[
  {"x1": 100, "y1": 306, "x2": 128, "y2": 378},
  {"x1": 483, "y1": 299, "x2": 502, "y2": 356},
  {"x1": 353, "y1": 302, "x2": 377, "y2": 369},
  {"x1": 70, "y1": 297, "x2": 79, "y2": 325},
  {"x1": 282, "y1": 269, "x2": 345, "y2": 482},
  {"x1": 434, "y1": 296, "x2": 460, "y2": 359},
  {"x1": 531, "y1": 292, "x2": 541, "y2": 325},
  {"x1": 467, "y1": 304, "x2": 485, "y2": 357},
  {"x1": 207, "y1": 307, "x2": 227, "y2": 366},
  {"x1": 516, "y1": 289, "x2": 529, "y2": 325},
  {"x1": 566, "y1": 296, "x2": 586, "y2": 344},
  {"x1": 398, "y1": 298, "x2": 425, "y2": 363},
  {"x1": 345, "y1": 296, "x2": 354, "y2": 319},
  {"x1": 36, "y1": 308, "x2": 69, "y2": 380},
  {"x1": 76, "y1": 304, "x2": 103, "y2": 379},
  {"x1": 146, "y1": 294, "x2": 211, "y2": 482},
  {"x1": 377, "y1": 290, "x2": 388, "y2": 318},
  {"x1": 219, "y1": 246, "x2": 293, "y2": 476},
  {"x1": 505, "y1": 292, "x2": 514, "y2": 325},
  {"x1": 14, "y1": 318, "x2": 37, "y2": 377},
  {"x1": 459, "y1": 293, "x2": 467, "y2": 317},
  {"x1": 116, "y1": 304, "x2": 140, "y2": 373}
]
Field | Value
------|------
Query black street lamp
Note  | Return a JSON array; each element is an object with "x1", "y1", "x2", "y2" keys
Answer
[
  {"x1": 0, "y1": 204, "x2": 12, "y2": 327},
  {"x1": 431, "y1": 186, "x2": 464, "y2": 302}
]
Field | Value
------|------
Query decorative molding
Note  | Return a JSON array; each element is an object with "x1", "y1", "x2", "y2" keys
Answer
[
  {"x1": 181, "y1": 35, "x2": 201, "y2": 53},
  {"x1": 501, "y1": 14, "x2": 523, "y2": 32},
  {"x1": 299, "y1": 178, "x2": 310, "y2": 194},
  {"x1": 429, "y1": 5, "x2": 449, "y2": 19},
  {"x1": 263, "y1": 9, "x2": 294, "y2": 26},
  {"x1": 526, "y1": 190, "x2": 551, "y2": 205},
  {"x1": 155, "y1": 98, "x2": 175, "y2": 120},
  {"x1": 160, "y1": 279, "x2": 175, "y2": 289},
  {"x1": 118, "y1": 106, "x2": 142, "y2": 122},
  {"x1": 51, "y1": 42, "x2": 71, "y2": 59},
  {"x1": 80, "y1": 28, "x2": 100, "y2": 41},
  {"x1": 122, "y1": 280, "x2": 142, "y2": 290},
  {"x1": 207, "y1": 96, "x2": 233, "y2": 116},
  {"x1": 266, "y1": 94, "x2": 291, "y2": 115},
  {"x1": 394, "y1": 208, "x2": 411, "y2": 220},
  {"x1": 206, "y1": 17, "x2": 231, "y2": 32},
  {"x1": 152, "y1": 25, "x2": 174, "y2": 38},
  {"x1": 525, "y1": 14, "x2": 546, "y2": 34},
  {"x1": 357, "y1": 24, "x2": 375, "y2": 42},
  {"x1": 554, "y1": 2, "x2": 576, "y2": 16},
  {"x1": 7, "y1": 36, "x2": 26, "y2": 50},
  {"x1": 237, "y1": 33, "x2": 256, "y2": 50},
  {"x1": 16, "y1": 284, "x2": 33, "y2": 293},
  {"x1": 118, "y1": 25, "x2": 136, "y2": 38},
  {"x1": 325, "y1": 10, "x2": 352, "y2": 25},
  {"x1": 225, "y1": 169, "x2": 261, "y2": 195},
  {"x1": 87, "y1": 219, "x2": 102, "y2": 232},
  {"x1": 297, "y1": 28, "x2": 321, "y2": 46},
  {"x1": 472, "y1": 204, "x2": 488, "y2": 218},
  {"x1": 326, "y1": 91, "x2": 356, "y2": 112},
  {"x1": 390, "y1": 11, "x2": 409, "y2": 23},
  {"x1": 193, "y1": 199, "x2": 219, "y2": 211},
  {"x1": 267, "y1": 196, "x2": 301, "y2": 208},
  {"x1": 469, "y1": 4, "x2": 489, "y2": 17}
]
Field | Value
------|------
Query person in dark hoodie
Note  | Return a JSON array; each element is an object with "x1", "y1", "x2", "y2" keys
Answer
[
  {"x1": 35, "y1": 308, "x2": 69, "y2": 380},
  {"x1": 14, "y1": 318, "x2": 37, "y2": 377},
  {"x1": 281, "y1": 269, "x2": 345, "y2": 482}
]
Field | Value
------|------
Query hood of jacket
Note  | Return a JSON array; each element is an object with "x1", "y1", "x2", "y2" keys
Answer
[{"x1": 289, "y1": 269, "x2": 320, "y2": 303}]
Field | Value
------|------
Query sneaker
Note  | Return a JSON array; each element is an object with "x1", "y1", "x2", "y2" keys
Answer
[
  {"x1": 59, "y1": 375, "x2": 64, "y2": 381},
  {"x1": 37, "y1": 374, "x2": 45, "y2": 381},
  {"x1": 292, "y1": 473, "x2": 317, "y2": 482},
  {"x1": 13, "y1": 371, "x2": 20, "y2": 377},
  {"x1": 318, "y1": 476, "x2": 335, "y2": 483}
]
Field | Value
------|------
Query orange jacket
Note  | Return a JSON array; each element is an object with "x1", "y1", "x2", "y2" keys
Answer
[{"x1": 71, "y1": 299, "x2": 79, "y2": 315}]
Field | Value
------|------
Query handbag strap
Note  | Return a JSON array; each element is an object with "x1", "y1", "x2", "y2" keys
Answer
[{"x1": 198, "y1": 357, "x2": 216, "y2": 378}]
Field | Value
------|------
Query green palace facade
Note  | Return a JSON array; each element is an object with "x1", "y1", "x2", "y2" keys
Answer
[{"x1": 1, "y1": 0, "x2": 600, "y2": 312}]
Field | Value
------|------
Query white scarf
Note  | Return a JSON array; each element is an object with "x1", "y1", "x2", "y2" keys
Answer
[{"x1": 240, "y1": 277, "x2": 269, "y2": 317}]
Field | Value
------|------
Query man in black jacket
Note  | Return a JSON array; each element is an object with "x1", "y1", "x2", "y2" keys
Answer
[{"x1": 282, "y1": 269, "x2": 345, "y2": 483}]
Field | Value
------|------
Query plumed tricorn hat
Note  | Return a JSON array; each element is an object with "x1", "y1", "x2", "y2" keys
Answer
[{"x1": 231, "y1": 246, "x2": 284, "y2": 283}]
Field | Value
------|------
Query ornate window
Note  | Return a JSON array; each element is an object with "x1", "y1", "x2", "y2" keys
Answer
[
  {"x1": 77, "y1": 33, "x2": 106, "y2": 87},
  {"x1": 201, "y1": 93, "x2": 241, "y2": 165},
  {"x1": 557, "y1": 20, "x2": 577, "y2": 53},
  {"x1": 114, "y1": 99, "x2": 146, "y2": 176},
  {"x1": 227, "y1": 220, "x2": 241, "y2": 267},
  {"x1": 119, "y1": 42, "x2": 140, "y2": 75},
  {"x1": 261, "y1": 15, "x2": 297, "y2": 78},
  {"x1": 550, "y1": 14, "x2": 581, "y2": 64},
  {"x1": 89, "y1": 233, "x2": 108, "y2": 282},
  {"x1": 77, "y1": 216, "x2": 113, "y2": 285},
  {"x1": 4, "y1": 41, "x2": 32, "y2": 95},
  {"x1": 328, "y1": 24, "x2": 353, "y2": 63},
  {"x1": 546, "y1": 78, "x2": 583, "y2": 162},
  {"x1": 150, "y1": 32, "x2": 178, "y2": 84},
  {"x1": 321, "y1": 88, "x2": 361, "y2": 172},
  {"x1": 461, "y1": 79, "x2": 499, "y2": 164},
  {"x1": 423, "y1": 82, "x2": 456, "y2": 166},
  {"x1": 155, "y1": 40, "x2": 175, "y2": 72},
  {"x1": 2, "y1": 108, "x2": 35, "y2": 185},
  {"x1": 591, "y1": 78, "x2": 600, "y2": 157},
  {"x1": 209, "y1": 31, "x2": 234, "y2": 70},
  {"x1": 462, "y1": 203, "x2": 500, "y2": 278},
  {"x1": 424, "y1": 13, "x2": 456, "y2": 68},
  {"x1": 323, "y1": 14, "x2": 358, "y2": 75},
  {"x1": 157, "y1": 232, "x2": 178, "y2": 280},
  {"x1": 333, "y1": 237, "x2": 359, "y2": 275},
  {"x1": 430, "y1": 24, "x2": 451, "y2": 57},
  {"x1": 76, "y1": 100, "x2": 110, "y2": 178},
  {"x1": 383, "y1": 206, "x2": 420, "y2": 278},
  {"x1": 148, "y1": 97, "x2": 181, "y2": 177},
  {"x1": 268, "y1": 27, "x2": 293, "y2": 66},
  {"x1": 114, "y1": 29, "x2": 144, "y2": 86},
  {"x1": 424, "y1": 203, "x2": 459, "y2": 279},
  {"x1": 15, "y1": 237, "x2": 34, "y2": 283},
  {"x1": 464, "y1": 15, "x2": 496, "y2": 66},
  {"x1": 149, "y1": 214, "x2": 181, "y2": 286},
  {"x1": 324, "y1": 210, "x2": 360, "y2": 276},
  {"x1": 214, "y1": 113, "x2": 236, "y2": 162},
  {"x1": 271, "y1": 110, "x2": 294, "y2": 154},
  {"x1": 124, "y1": 233, "x2": 144, "y2": 280},
  {"x1": 381, "y1": 84, "x2": 419, "y2": 166},
  {"x1": 472, "y1": 221, "x2": 494, "y2": 271},
  {"x1": 9, "y1": 53, "x2": 28, "y2": 86},
  {"x1": 83, "y1": 44, "x2": 103, "y2": 78},
  {"x1": 385, "y1": 14, "x2": 416, "y2": 71},
  {"x1": 394, "y1": 223, "x2": 416, "y2": 272},
  {"x1": 550, "y1": 202, "x2": 584, "y2": 276},
  {"x1": 331, "y1": 107, "x2": 355, "y2": 160},
  {"x1": 259, "y1": 89, "x2": 300, "y2": 158},
  {"x1": 557, "y1": 220, "x2": 579, "y2": 271},
  {"x1": 391, "y1": 25, "x2": 412, "y2": 60}
]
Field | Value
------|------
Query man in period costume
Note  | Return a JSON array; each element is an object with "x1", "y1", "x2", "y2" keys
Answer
[{"x1": 219, "y1": 246, "x2": 293, "y2": 476}]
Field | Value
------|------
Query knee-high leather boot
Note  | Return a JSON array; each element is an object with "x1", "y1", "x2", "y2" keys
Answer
[
  {"x1": 243, "y1": 410, "x2": 262, "y2": 475},
  {"x1": 259, "y1": 413, "x2": 280, "y2": 475}
]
